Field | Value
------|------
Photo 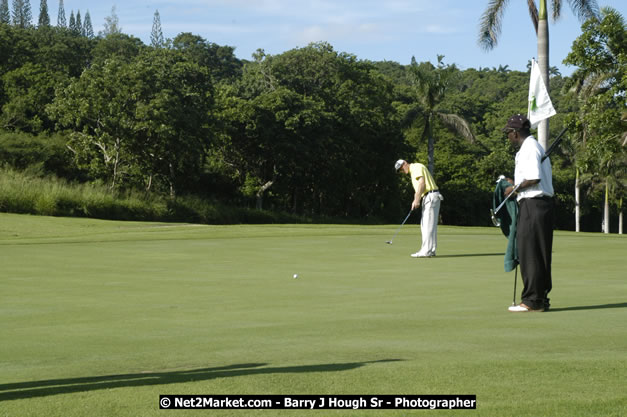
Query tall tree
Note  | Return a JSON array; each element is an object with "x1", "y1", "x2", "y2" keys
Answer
[
  {"x1": 100, "y1": 5, "x2": 121, "y2": 37},
  {"x1": 172, "y1": 32, "x2": 242, "y2": 81},
  {"x1": 478, "y1": 0, "x2": 599, "y2": 150},
  {"x1": 90, "y1": 32, "x2": 144, "y2": 65},
  {"x1": 48, "y1": 50, "x2": 214, "y2": 194},
  {"x1": 75, "y1": 9, "x2": 81, "y2": 34},
  {"x1": 0, "y1": 0, "x2": 10, "y2": 24},
  {"x1": 150, "y1": 9, "x2": 164, "y2": 48},
  {"x1": 83, "y1": 10, "x2": 93, "y2": 38},
  {"x1": 37, "y1": 0, "x2": 49, "y2": 27},
  {"x1": 405, "y1": 56, "x2": 476, "y2": 175},
  {"x1": 56, "y1": 0, "x2": 65, "y2": 27},
  {"x1": 564, "y1": 7, "x2": 626, "y2": 233},
  {"x1": 0, "y1": 62, "x2": 61, "y2": 132},
  {"x1": 216, "y1": 43, "x2": 403, "y2": 217},
  {"x1": 68, "y1": 9, "x2": 74, "y2": 32},
  {"x1": 11, "y1": 0, "x2": 32, "y2": 28}
]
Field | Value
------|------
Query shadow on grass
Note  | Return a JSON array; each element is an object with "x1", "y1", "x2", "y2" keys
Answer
[
  {"x1": 0, "y1": 359, "x2": 403, "y2": 401},
  {"x1": 434, "y1": 253, "x2": 504, "y2": 258},
  {"x1": 549, "y1": 303, "x2": 627, "y2": 312}
]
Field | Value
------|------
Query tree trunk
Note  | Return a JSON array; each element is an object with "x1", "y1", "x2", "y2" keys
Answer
[
  {"x1": 575, "y1": 169, "x2": 580, "y2": 232},
  {"x1": 619, "y1": 198, "x2": 623, "y2": 235},
  {"x1": 111, "y1": 139, "x2": 120, "y2": 190},
  {"x1": 256, "y1": 180, "x2": 274, "y2": 210},
  {"x1": 604, "y1": 179, "x2": 609, "y2": 234},
  {"x1": 169, "y1": 162, "x2": 175, "y2": 198},
  {"x1": 427, "y1": 116, "x2": 435, "y2": 175},
  {"x1": 537, "y1": 0, "x2": 550, "y2": 151}
]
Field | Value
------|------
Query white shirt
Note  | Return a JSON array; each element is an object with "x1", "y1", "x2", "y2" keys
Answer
[{"x1": 515, "y1": 135, "x2": 554, "y2": 200}]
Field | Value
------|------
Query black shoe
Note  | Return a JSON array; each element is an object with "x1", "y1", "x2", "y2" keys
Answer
[{"x1": 544, "y1": 298, "x2": 551, "y2": 311}]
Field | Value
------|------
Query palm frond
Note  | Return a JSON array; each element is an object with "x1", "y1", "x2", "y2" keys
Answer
[
  {"x1": 408, "y1": 63, "x2": 442, "y2": 109},
  {"x1": 567, "y1": 0, "x2": 600, "y2": 22},
  {"x1": 528, "y1": 0, "x2": 539, "y2": 33},
  {"x1": 401, "y1": 105, "x2": 425, "y2": 129},
  {"x1": 436, "y1": 113, "x2": 476, "y2": 144},
  {"x1": 478, "y1": 0, "x2": 509, "y2": 50},
  {"x1": 580, "y1": 71, "x2": 614, "y2": 97},
  {"x1": 551, "y1": 0, "x2": 561, "y2": 21}
]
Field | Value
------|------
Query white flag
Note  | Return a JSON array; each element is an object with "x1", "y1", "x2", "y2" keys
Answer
[{"x1": 528, "y1": 58, "x2": 556, "y2": 128}]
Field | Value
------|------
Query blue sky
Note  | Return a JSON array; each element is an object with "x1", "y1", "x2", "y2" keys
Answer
[{"x1": 54, "y1": 0, "x2": 626, "y2": 75}]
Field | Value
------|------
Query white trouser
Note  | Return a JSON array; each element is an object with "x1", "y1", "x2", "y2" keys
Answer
[{"x1": 418, "y1": 191, "x2": 442, "y2": 256}]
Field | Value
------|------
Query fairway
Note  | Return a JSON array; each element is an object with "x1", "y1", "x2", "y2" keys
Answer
[{"x1": 0, "y1": 213, "x2": 625, "y2": 416}]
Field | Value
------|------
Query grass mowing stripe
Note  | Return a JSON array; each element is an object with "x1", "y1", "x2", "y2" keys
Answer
[{"x1": 0, "y1": 213, "x2": 625, "y2": 416}]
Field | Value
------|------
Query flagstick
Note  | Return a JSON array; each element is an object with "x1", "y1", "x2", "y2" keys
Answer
[
  {"x1": 537, "y1": 2, "x2": 550, "y2": 151},
  {"x1": 538, "y1": 119, "x2": 549, "y2": 152}
]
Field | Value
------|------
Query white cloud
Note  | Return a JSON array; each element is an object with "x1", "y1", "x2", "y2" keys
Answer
[
  {"x1": 201, "y1": 0, "x2": 342, "y2": 18},
  {"x1": 292, "y1": 20, "x2": 385, "y2": 45},
  {"x1": 381, "y1": 0, "x2": 428, "y2": 14},
  {"x1": 422, "y1": 24, "x2": 459, "y2": 34}
]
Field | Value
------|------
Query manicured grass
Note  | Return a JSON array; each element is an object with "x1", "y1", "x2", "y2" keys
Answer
[{"x1": 0, "y1": 213, "x2": 625, "y2": 416}]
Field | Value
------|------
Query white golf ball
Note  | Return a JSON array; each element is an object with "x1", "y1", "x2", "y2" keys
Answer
[{"x1": 293, "y1": 274, "x2": 298, "y2": 279}]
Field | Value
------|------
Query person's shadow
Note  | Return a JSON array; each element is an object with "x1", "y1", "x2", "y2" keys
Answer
[
  {"x1": 548, "y1": 302, "x2": 627, "y2": 312},
  {"x1": 0, "y1": 360, "x2": 402, "y2": 401}
]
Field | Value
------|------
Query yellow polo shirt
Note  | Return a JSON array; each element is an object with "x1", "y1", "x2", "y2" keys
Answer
[{"x1": 409, "y1": 163, "x2": 438, "y2": 196}]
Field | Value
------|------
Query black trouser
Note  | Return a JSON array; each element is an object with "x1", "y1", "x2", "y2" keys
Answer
[{"x1": 516, "y1": 197, "x2": 554, "y2": 310}]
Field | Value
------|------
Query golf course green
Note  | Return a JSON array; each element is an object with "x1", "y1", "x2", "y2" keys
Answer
[{"x1": 0, "y1": 213, "x2": 625, "y2": 416}]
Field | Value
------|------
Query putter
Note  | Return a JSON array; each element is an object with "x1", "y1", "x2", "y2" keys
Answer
[
  {"x1": 385, "y1": 209, "x2": 413, "y2": 244},
  {"x1": 512, "y1": 265, "x2": 518, "y2": 306}
]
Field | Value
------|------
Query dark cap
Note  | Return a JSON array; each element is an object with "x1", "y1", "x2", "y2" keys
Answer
[{"x1": 502, "y1": 114, "x2": 530, "y2": 132}]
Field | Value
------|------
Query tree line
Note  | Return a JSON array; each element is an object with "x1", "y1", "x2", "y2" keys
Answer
[
  {"x1": 0, "y1": 7, "x2": 624, "y2": 231},
  {"x1": 1, "y1": 0, "x2": 94, "y2": 36}
]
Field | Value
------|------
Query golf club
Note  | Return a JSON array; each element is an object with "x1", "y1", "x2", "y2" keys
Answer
[
  {"x1": 512, "y1": 265, "x2": 518, "y2": 306},
  {"x1": 541, "y1": 126, "x2": 568, "y2": 162},
  {"x1": 493, "y1": 182, "x2": 521, "y2": 216},
  {"x1": 490, "y1": 208, "x2": 501, "y2": 227},
  {"x1": 490, "y1": 176, "x2": 506, "y2": 226},
  {"x1": 385, "y1": 209, "x2": 413, "y2": 244}
]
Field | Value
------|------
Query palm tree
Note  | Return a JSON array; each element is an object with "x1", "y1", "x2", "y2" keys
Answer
[
  {"x1": 564, "y1": 6, "x2": 626, "y2": 233},
  {"x1": 578, "y1": 143, "x2": 625, "y2": 233},
  {"x1": 478, "y1": 0, "x2": 599, "y2": 150},
  {"x1": 406, "y1": 56, "x2": 476, "y2": 174},
  {"x1": 567, "y1": 71, "x2": 626, "y2": 233},
  {"x1": 566, "y1": 69, "x2": 613, "y2": 232}
]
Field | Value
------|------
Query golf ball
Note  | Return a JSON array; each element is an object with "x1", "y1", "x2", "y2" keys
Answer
[{"x1": 293, "y1": 274, "x2": 298, "y2": 279}]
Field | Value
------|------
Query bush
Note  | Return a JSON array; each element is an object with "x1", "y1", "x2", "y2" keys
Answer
[
  {"x1": 0, "y1": 167, "x2": 309, "y2": 224},
  {"x1": 0, "y1": 131, "x2": 82, "y2": 180}
]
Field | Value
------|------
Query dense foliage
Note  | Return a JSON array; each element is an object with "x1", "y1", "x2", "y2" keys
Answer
[{"x1": 0, "y1": 12, "x2": 624, "y2": 231}]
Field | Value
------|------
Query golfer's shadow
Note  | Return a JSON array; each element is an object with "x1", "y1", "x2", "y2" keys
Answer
[
  {"x1": 0, "y1": 359, "x2": 403, "y2": 401},
  {"x1": 548, "y1": 302, "x2": 627, "y2": 312},
  {"x1": 434, "y1": 253, "x2": 504, "y2": 258}
]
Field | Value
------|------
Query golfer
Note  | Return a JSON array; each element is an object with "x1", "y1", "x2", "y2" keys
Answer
[
  {"x1": 503, "y1": 114, "x2": 554, "y2": 312},
  {"x1": 395, "y1": 159, "x2": 443, "y2": 258}
]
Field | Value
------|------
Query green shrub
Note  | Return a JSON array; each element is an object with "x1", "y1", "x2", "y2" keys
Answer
[
  {"x1": 0, "y1": 131, "x2": 81, "y2": 180},
  {"x1": 0, "y1": 167, "x2": 312, "y2": 224}
]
